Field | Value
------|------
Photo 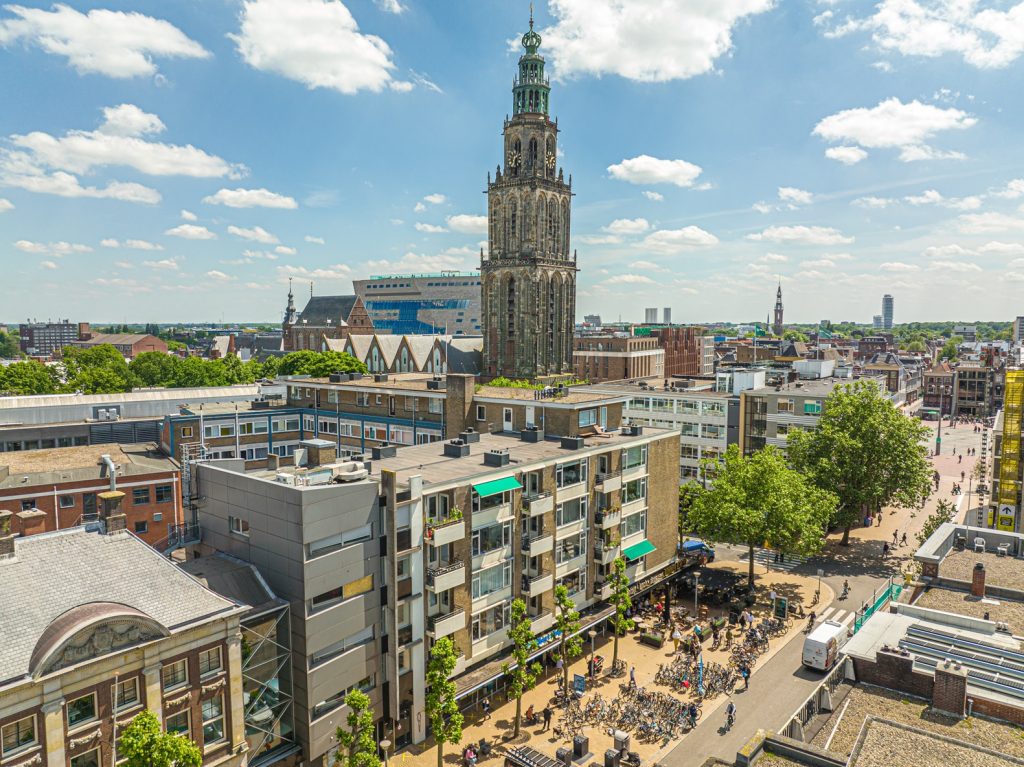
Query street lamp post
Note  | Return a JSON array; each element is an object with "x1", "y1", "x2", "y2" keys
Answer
[
  {"x1": 935, "y1": 384, "x2": 945, "y2": 455},
  {"x1": 693, "y1": 572, "x2": 700, "y2": 615},
  {"x1": 588, "y1": 629, "x2": 597, "y2": 678},
  {"x1": 380, "y1": 739, "x2": 391, "y2": 767}
]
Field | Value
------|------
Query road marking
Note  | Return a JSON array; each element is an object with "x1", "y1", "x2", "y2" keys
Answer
[{"x1": 740, "y1": 548, "x2": 807, "y2": 572}]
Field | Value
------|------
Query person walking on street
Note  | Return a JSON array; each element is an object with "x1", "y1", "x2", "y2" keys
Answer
[
  {"x1": 892, "y1": 530, "x2": 898, "y2": 545},
  {"x1": 900, "y1": 532, "x2": 908, "y2": 547},
  {"x1": 482, "y1": 697, "x2": 491, "y2": 720},
  {"x1": 882, "y1": 542, "x2": 890, "y2": 558},
  {"x1": 542, "y1": 705, "x2": 552, "y2": 731},
  {"x1": 741, "y1": 665, "x2": 750, "y2": 690},
  {"x1": 672, "y1": 626, "x2": 682, "y2": 653},
  {"x1": 629, "y1": 666, "x2": 637, "y2": 688}
]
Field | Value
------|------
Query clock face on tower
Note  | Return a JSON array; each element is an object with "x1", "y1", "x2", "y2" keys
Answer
[
  {"x1": 507, "y1": 150, "x2": 521, "y2": 169},
  {"x1": 546, "y1": 152, "x2": 556, "y2": 170}
]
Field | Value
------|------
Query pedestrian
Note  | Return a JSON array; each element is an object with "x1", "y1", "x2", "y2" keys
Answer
[
  {"x1": 900, "y1": 532, "x2": 908, "y2": 547},
  {"x1": 742, "y1": 665, "x2": 750, "y2": 690},
  {"x1": 542, "y1": 705, "x2": 552, "y2": 731},
  {"x1": 629, "y1": 665, "x2": 637, "y2": 688},
  {"x1": 482, "y1": 697, "x2": 491, "y2": 720},
  {"x1": 882, "y1": 542, "x2": 890, "y2": 557},
  {"x1": 953, "y1": 447, "x2": 957, "y2": 455},
  {"x1": 961, "y1": 471, "x2": 965, "y2": 482},
  {"x1": 876, "y1": 513, "x2": 882, "y2": 527},
  {"x1": 892, "y1": 530, "x2": 898, "y2": 545},
  {"x1": 959, "y1": 455, "x2": 963, "y2": 464},
  {"x1": 672, "y1": 626, "x2": 682, "y2": 653}
]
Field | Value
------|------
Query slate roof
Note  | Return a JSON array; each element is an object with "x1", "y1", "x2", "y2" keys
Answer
[
  {"x1": 297, "y1": 296, "x2": 358, "y2": 326},
  {"x1": 179, "y1": 553, "x2": 284, "y2": 618},
  {"x1": 0, "y1": 528, "x2": 241, "y2": 687}
]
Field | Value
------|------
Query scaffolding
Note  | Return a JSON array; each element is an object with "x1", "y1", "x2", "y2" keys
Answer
[{"x1": 996, "y1": 371, "x2": 1024, "y2": 531}]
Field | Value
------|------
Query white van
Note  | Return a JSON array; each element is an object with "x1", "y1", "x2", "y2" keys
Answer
[{"x1": 802, "y1": 620, "x2": 848, "y2": 671}]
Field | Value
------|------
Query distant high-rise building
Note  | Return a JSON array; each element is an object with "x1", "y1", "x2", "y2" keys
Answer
[
  {"x1": 1013, "y1": 316, "x2": 1024, "y2": 344},
  {"x1": 772, "y1": 283, "x2": 784, "y2": 336},
  {"x1": 663, "y1": 307, "x2": 672, "y2": 325},
  {"x1": 353, "y1": 272, "x2": 482, "y2": 335},
  {"x1": 882, "y1": 294, "x2": 894, "y2": 330},
  {"x1": 873, "y1": 315, "x2": 883, "y2": 330},
  {"x1": 645, "y1": 307, "x2": 658, "y2": 324},
  {"x1": 19, "y1": 319, "x2": 85, "y2": 358},
  {"x1": 583, "y1": 314, "x2": 602, "y2": 327}
]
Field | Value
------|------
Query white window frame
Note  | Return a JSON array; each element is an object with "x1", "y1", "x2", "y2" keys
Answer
[
  {"x1": 199, "y1": 647, "x2": 222, "y2": 678},
  {"x1": 162, "y1": 659, "x2": 188, "y2": 691}
]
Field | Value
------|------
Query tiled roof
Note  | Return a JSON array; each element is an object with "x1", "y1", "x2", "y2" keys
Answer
[
  {"x1": 297, "y1": 295, "x2": 358, "y2": 326},
  {"x1": 0, "y1": 528, "x2": 240, "y2": 687}
]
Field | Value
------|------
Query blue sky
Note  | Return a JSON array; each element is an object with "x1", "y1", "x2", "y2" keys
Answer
[{"x1": 2, "y1": 0, "x2": 1024, "y2": 325}]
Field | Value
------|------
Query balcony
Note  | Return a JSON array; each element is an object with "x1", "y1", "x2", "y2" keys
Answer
[
  {"x1": 427, "y1": 608, "x2": 466, "y2": 639},
  {"x1": 426, "y1": 560, "x2": 465, "y2": 593},
  {"x1": 426, "y1": 516, "x2": 465, "y2": 548},
  {"x1": 621, "y1": 497, "x2": 646, "y2": 517},
  {"x1": 594, "y1": 508, "x2": 621, "y2": 530},
  {"x1": 622, "y1": 463, "x2": 647, "y2": 482},
  {"x1": 594, "y1": 580, "x2": 613, "y2": 600},
  {"x1": 521, "y1": 532, "x2": 553, "y2": 557},
  {"x1": 595, "y1": 471, "x2": 621, "y2": 493},
  {"x1": 593, "y1": 541, "x2": 620, "y2": 565},
  {"x1": 529, "y1": 609, "x2": 554, "y2": 633},
  {"x1": 521, "y1": 571, "x2": 553, "y2": 598},
  {"x1": 523, "y1": 492, "x2": 553, "y2": 517}
]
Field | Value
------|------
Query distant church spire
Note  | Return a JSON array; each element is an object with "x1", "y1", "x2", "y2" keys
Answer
[
  {"x1": 773, "y1": 281, "x2": 785, "y2": 336},
  {"x1": 283, "y1": 277, "x2": 297, "y2": 325}
]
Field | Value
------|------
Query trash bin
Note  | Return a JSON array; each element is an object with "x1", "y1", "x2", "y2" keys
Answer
[
  {"x1": 573, "y1": 735, "x2": 589, "y2": 759},
  {"x1": 556, "y1": 748, "x2": 572, "y2": 767},
  {"x1": 612, "y1": 730, "x2": 630, "y2": 752},
  {"x1": 604, "y1": 749, "x2": 621, "y2": 767}
]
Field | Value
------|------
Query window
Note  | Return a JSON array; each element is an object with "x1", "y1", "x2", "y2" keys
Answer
[
  {"x1": 472, "y1": 560, "x2": 513, "y2": 599},
  {"x1": 155, "y1": 485, "x2": 173, "y2": 503},
  {"x1": 427, "y1": 399, "x2": 443, "y2": 415},
  {"x1": 310, "y1": 625, "x2": 375, "y2": 667},
  {"x1": 132, "y1": 487, "x2": 151, "y2": 505},
  {"x1": 556, "y1": 459, "x2": 587, "y2": 488},
  {"x1": 273, "y1": 417, "x2": 300, "y2": 433},
  {"x1": 203, "y1": 423, "x2": 234, "y2": 439},
  {"x1": 476, "y1": 405, "x2": 486, "y2": 421},
  {"x1": 165, "y1": 711, "x2": 190, "y2": 738},
  {"x1": 303, "y1": 415, "x2": 315, "y2": 431},
  {"x1": 59, "y1": 494, "x2": 75, "y2": 508},
  {"x1": 804, "y1": 401, "x2": 822, "y2": 415},
  {"x1": 67, "y1": 693, "x2": 97, "y2": 727},
  {"x1": 310, "y1": 574, "x2": 374, "y2": 612},
  {"x1": 312, "y1": 676, "x2": 376, "y2": 719},
  {"x1": 622, "y1": 445, "x2": 647, "y2": 470},
  {"x1": 680, "y1": 445, "x2": 700, "y2": 460},
  {"x1": 702, "y1": 424, "x2": 724, "y2": 439},
  {"x1": 557, "y1": 530, "x2": 587, "y2": 564},
  {"x1": 473, "y1": 489, "x2": 512, "y2": 513},
  {"x1": 389, "y1": 426, "x2": 413, "y2": 445},
  {"x1": 181, "y1": 426, "x2": 194, "y2": 439},
  {"x1": 20, "y1": 500, "x2": 34, "y2": 511},
  {"x1": 557, "y1": 568, "x2": 585, "y2": 597},
  {"x1": 472, "y1": 521, "x2": 512, "y2": 556},
  {"x1": 680, "y1": 422, "x2": 699, "y2": 437},
  {"x1": 238, "y1": 420, "x2": 268, "y2": 435},
  {"x1": 620, "y1": 509, "x2": 647, "y2": 539},
  {"x1": 229, "y1": 516, "x2": 250, "y2": 537},
  {"x1": 318, "y1": 418, "x2": 338, "y2": 435},
  {"x1": 134, "y1": 521, "x2": 148, "y2": 534},
  {"x1": 356, "y1": 393, "x2": 370, "y2": 407},
  {"x1": 199, "y1": 647, "x2": 222, "y2": 677},
  {"x1": 162, "y1": 659, "x2": 188, "y2": 691},
  {"x1": 777, "y1": 399, "x2": 794, "y2": 414},
  {"x1": 364, "y1": 423, "x2": 387, "y2": 441},
  {"x1": 70, "y1": 749, "x2": 100, "y2": 767},
  {"x1": 307, "y1": 523, "x2": 373, "y2": 557},
  {"x1": 556, "y1": 496, "x2": 587, "y2": 527},
  {"x1": 2, "y1": 716, "x2": 35, "y2": 756},
  {"x1": 115, "y1": 678, "x2": 139, "y2": 710},
  {"x1": 623, "y1": 477, "x2": 647, "y2": 505},
  {"x1": 201, "y1": 695, "x2": 225, "y2": 746},
  {"x1": 472, "y1": 602, "x2": 511, "y2": 641},
  {"x1": 578, "y1": 409, "x2": 597, "y2": 427},
  {"x1": 396, "y1": 555, "x2": 411, "y2": 579},
  {"x1": 425, "y1": 493, "x2": 450, "y2": 520}
]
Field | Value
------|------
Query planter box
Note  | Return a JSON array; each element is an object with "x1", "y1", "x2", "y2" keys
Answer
[{"x1": 639, "y1": 632, "x2": 664, "y2": 649}]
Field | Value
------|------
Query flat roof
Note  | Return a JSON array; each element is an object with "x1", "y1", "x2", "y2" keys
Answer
[
  {"x1": 583, "y1": 379, "x2": 731, "y2": 397},
  {"x1": 850, "y1": 718, "x2": 1021, "y2": 767},
  {"x1": 287, "y1": 373, "x2": 447, "y2": 394},
  {"x1": 0, "y1": 442, "x2": 175, "y2": 488},
  {"x1": 943, "y1": 549, "x2": 1024, "y2": 592},
  {"x1": 746, "y1": 377, "x2": 854, "y2": 396}
]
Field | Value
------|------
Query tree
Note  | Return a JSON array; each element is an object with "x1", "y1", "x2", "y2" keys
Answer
[
  {"x1": 607, "y1": 557, "x2": 633, "y2": 671},
  {"x1": 0, "y1": 360, "x2": 58, "y2": 395},
  {"x1": 783, "y1": 330, "x2": 809, "y2": 342},
  {"x1": 425, "y1": 637, "x2": 463, "y2": 767},
  {"x1": 554, "y1": 584, "x2": 582, "y2": 693},
  {"x1": 916, "y1": 499, "x2": 957, "y2": 547},
  {"x1": 905, "y1": 340, "x2": 926, "y2": 353},
  {"x1": 939, "y1": 336, "x2": 963, "y2": 361},
  {"x1": 62, "y1": 344, "x2": 136, "y2": 393},
  {"x1": 0, "y1": 331, "x2": 20, "y2": 359},
  {"x1": 278, "y1": 350, "x2": 367, "y2": 377},
  {"x1": 678, "y1": 482, "x2": 703, "y2": 547},
  {"x1": 334, "y1": 690, "x2": 380, "y2": 767},
  {"x1": 504, "y1": 599, "x2": 541, "y2": 737},
  {"x1": 130, "y1": 352, "x2": 181, "y2": 387},
  {"x1": 117, "y1": 710, "x2": 201, "y2": 767},
  {"x1": 788, "y1": 380, "x2": 932, "y2": 545},
  {"x1": 686, "y1": 445, "x2": 836, "y2": 589}
]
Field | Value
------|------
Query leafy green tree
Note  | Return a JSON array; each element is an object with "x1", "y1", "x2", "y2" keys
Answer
[
  {"x1": 0, "y1": 360, "x2": 58, "y2": 394},
  {"x1": 916, "y1": 499, "x2": 957, "y2": 547},
  {"x1": 130, "y1": 352, "x2": 181, "y2": 387},
  {"x1": 62, "y1": 344, "x2": 137, "y2": 392},
  {"x1": 504, "y1": 599, "x2": 541, "y2": 737},
  {"x1": 788, "y1": 380, "x2": 932, "y2": 545},
  {"x1": 425, "y1": 637, "x2": 463, "y2": 767},
  {"x1": 939, "y1": 336, "x2": 963, "y2": 361},
  {"x1": 259, "y1": 355, "x2": 281, "y2": 378},
  {"x1": 783, "y1": 330, "x2": 809, "y2": 342},
  {"x1": 607, "y1": 557, "x2": 633, "y2": 671},
  {"x1": 678, "y1": 482, "x2": 703, "y2": 546},
  {"x1": 70, "y1": 367, "x2": 135, "y2": 394},
  {"x1": 554, "y1": 584, "x2": 582, "y2": 692},
  {"x1": 334, "y1": 690, "x2": 380, "y2": 767},
  {"x1": 278, "y1": 350, "x2": 367, "y2": 377},
  {"x1": 0, "y1": 331, "x2": 20, "y2": 359},
  {"x1": 905, "y1": 340, "x2": 926, "y2": 353},
  {"x1": 170, "y1": 356, "x2": 224, "y2": 388},
  {"x1": 686, "y1": 445, "x2": 836, "y2": 588},
  {"x1": 117, "y1": 710, "x2": 201, "y2": 767}
]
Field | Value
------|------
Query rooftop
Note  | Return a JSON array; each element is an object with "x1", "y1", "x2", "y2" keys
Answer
[
  {"x1": 0, "y1": 527, "x2": 240, "y2": 687},
  {"x1": 915, "y1": 586, "x2": 1024, "y2": 636},
  {"x1": 179, "y1": 553, "x2": 284, "y2": 618},
  {"x1": 748, "y1": 377, "x2": 853, "y2": 396},
  {"x1": 292, "y1": 372, "x2": 450, "y2": 393},
  {"x1": 942, "y1": 549, "x2": 1024, "y2": 592},
  {"x1": 583, "y1": 378, "x2": 731, "y2": 397},
  {"x1": 0, "y1": 442, "x2": 176, "y2": 489}
]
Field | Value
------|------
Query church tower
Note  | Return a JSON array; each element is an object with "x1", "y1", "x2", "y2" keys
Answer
[
  {"x1": 481, "y1": 11, "x2": 576, "y2": 380},
  {"x1": 773, "y1": 282, "x2": 784, "y2": 336}
]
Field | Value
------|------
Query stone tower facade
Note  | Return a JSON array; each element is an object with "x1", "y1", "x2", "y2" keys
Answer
[
  {"x1": 481, "y1": 14, "x2": 576, "y2": 380},
  {"x1": 773, "y1": 283, "x2": 784, "y2": 336}
]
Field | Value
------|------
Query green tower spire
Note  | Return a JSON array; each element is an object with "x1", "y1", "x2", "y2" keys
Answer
[{"x1": 513, "y1": 5, "x2": 550, "y2": 115}]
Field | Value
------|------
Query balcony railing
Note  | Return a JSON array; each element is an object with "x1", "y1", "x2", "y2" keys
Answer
[
  {"x1": 521, "y1": 571, "x2": 550, "y2": 591},
  {"x1": 520, "y1": 531, "x2": 546, "y2": 552},
  {"x1": 427, "y1": 608, "x2": 465, "y2": 632},
  {"x1": 596, "y1": 470, "x2": 621, "y2": 483},
  {"x1": 426, "y1": 560, "x2": 464, "y2": 588}
]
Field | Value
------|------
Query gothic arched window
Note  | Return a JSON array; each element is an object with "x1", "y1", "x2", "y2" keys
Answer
[
  {"x1": 537, "y1": 196, "x2": 546, "y2": 252},
  {"x1": 528, "y1": 138, "x2": 538, "y2": 169},
  {"x1": 509, "y1": 198, "x2": 518, "y2": 247},
  {"x1": 506, "y1": 275, "x2": 516, "y2": 339},
  {"x1": 512, "y1": 139, "x2": 521, "y2": 178}
]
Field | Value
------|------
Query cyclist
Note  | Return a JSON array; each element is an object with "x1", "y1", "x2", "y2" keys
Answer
[
  {"x1": 807, "y1": 611, "x2": 816, "y2": 633},
  {"x1": 841, "y1": 579, "x2": 850, "y2": 600},
  {"x1": 725, "y1": 700, "x2": 736, "y2": 729}
]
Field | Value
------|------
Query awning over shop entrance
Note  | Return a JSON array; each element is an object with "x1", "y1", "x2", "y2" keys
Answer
[
  {"x1": 472, "y1": 476, "x2": 522, "y2": 497},
  {"x1": 623, "y1": 539, "x2": 656, "y2": 561}
]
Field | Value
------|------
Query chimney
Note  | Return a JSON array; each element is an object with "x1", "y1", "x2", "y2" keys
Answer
[
  {"x1": 972, "y1": 562, "x2": 986, "y2": 598},
  {"x1": 0, "y1": 509, "x2": 11, "y2": 535},
  {"x1": 98, "y1": 490, "x2": 126, "y2": 520},
  {"x1": 267, "y1": 453, "x2": 280, "y2": 471},
  {"x1": 0, "y1": 533, "x2": 14, "y2": 559},
  {"x1": 301, "y1": 438, "x2": 337, "y2": 468},
  {"x1": 16, "y1": 509, "x2": 47, "y2": 537}
]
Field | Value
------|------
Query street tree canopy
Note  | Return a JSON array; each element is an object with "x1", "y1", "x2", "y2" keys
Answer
[
  {"x1": 686, "y1": 444, "x2": 836, "y2": 588},
  {"x1": 117, "y1": 710, "x2": 201, "y2": 767},
  {"x1": 787, "y1": 380, "x2": 932, "y2": 545}
]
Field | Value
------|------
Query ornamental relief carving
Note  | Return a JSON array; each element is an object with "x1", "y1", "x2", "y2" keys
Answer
[{"x1": 44, "y1": 620, "x2": 163, "y2": 674}]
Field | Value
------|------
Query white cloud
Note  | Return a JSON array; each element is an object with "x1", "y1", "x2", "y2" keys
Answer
[
  {"x1": 872, "y1": 60, "x2": 893, "y2": 73},
  {"x1": 203, "y1": 187, "x2": 298, "y2": 209},
  {"x1": 206, "y1": 270, "x2": 235, "y2": 282},
  {"x1": 747, "y1": 225, "x2": 853, "y2": 245},
  {"x1": 801, "y1": 258, "x2": 838, "y2": 269},
  {"x1": 879, "y1": 261, "x2": 920, "y2": 272},
  {"x1": 414, "y1": 222, "x2": 447, "y2": 233},
  {"x1": 853, "y1": 195, "x2": 897, "y2": 208},
  {"x1": 181, "y1": 209, "x2": 198, "y2": 221},
  {"x1": 778, "y1": 186, "x2": 813, "y2": 205},
  {"x1": 820, "y1": 0, "x2": 1024, "y2": 70},
  {"x1": 541, "y1": 0, "x2": 774, "y2": 82},
  {"x1": 929, "y1": 260, "x2": 982, "y2": 273},
  {"x1": 642, "y1": 190, "x2": 664, "y2": 202},
  {"x1": 14, "y1": 239, "x2": 92, "y2": 256},
  {"x1": 979, "y1": 241, "x2": 1024, "y2": 255},
  {"x1": 759, "y1": 253, "x2": 788, "y2": 263},
  {"x1": 958, "y1": 212, "x2": 1024, "y2": 234},
  {"x1": 101, "y1": 238, "x2": 163, "y2": 250},
  {"x1": 423, "y1": 193, "x2": 446, "y2": 204},
  {"x1": 905, "y1": 189, "x2": 982, "y2": 210},
  {"x1": 227, "y1": 225, "x2": 279, "y2": 244},
  {"x1": 603, "y1": 274, "x2": 656, "y2": 285},
  {"x1": 813, "y1": 97, "x2": 976, "y2": 163},
  {"x1": 144, "y1": 257, "x2": 180, "y2": 270},
  {"x1": 13, "y1": 240, "x2": 47, "y2": 254},
  {"x1": 230, "y1": 0, "x2": 410, "y2": 94},
  {"x1": 446, "y1": 214, "x2": 488, "y2": 234},
  {"x1": 642, "y1": 226, "x2": 719, "y2": 254},
  {"x1": 98, "y1": 104, "x2": 165, "y2": 137},
  {"x1": 373, "y1": 0, "x2": 405, "y2": 13},
  {"x1": 39, "y1": 260, "x2": 57, "y2": 270},
  {"x1": 101, "y1": 238, "x2": 119, "y2": 248},
  {"x1": 304, "y1": 235, "x2": 326, "y2": 245},
  {"x1": 275, "y1": 245, "x2": 297, "y2": 255},
  {"x1": 0, "y1": 197, "x2": 12, "y2": 212},
  {"x1": 992, "y1": 179, "x2": 1024, "y2": 199},
  {"x1": 165, "y1": 224, "x2": 217, "y2": 240},
  {"x1": 0, "y1": 4, "x2": 210, "y2": 77},
  {"x1": 752, "y1": 201, "x2": 773, "y2": 214},
  {"x1": 0, "y1": 162, "x2": 161, "y2": 204},
  {"x1": 825, "y1": 146, "x2": 868, "y2": 165},
  {"x1": 607, "y1": 155, "x2": 703, "y2": 187},
  {"x1": 921, "y1": 244, "x2": 975, "y2": 259},
  {"x1": 410, "y1": 70, "x2": 443, "y2": 94},
  {"x1": 364, "y1": 249, "x2": 472, "y2": 274},
  {"x1": 603, "y1": 218, "x2": 650, "y2": 235},
  {"x1": 113, "y1": 260, "x2": 133, "y2": 269},
  {"x1": 578, "y1": 234, "x2": 622, "y2": 245},
  {"x1": 389, "y1": 218, "x2": 404, "y2": 226},
  {"x1": 629, "y1": 260, "x2": 664, "y2": 271},
  {"x1": 413, "y1": 202, "x2": 426, "y2": 212}
]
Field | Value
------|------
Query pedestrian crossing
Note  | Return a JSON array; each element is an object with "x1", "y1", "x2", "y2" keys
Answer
[
  {"x1": 738, "y1": 547, "x2": 808, "y2": 573},
  {"x1": 816, "y1": 605, "x2": 856, "y2": 628}
]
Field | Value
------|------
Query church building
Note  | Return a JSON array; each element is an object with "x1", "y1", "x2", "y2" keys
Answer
[{"x1": 281, "y1": 280, "x2": 374, "y2": 352}]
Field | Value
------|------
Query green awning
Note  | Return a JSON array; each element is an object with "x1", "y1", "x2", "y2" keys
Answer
[
  {"x1": 623, "y1": 540, "x2": 656, "y2": 562},
  {"x1": 472, "y1": 476, "x2": 522, "y2": 498}
]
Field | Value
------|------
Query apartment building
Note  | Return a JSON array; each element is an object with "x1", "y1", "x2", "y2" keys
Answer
[
  {"x1": 649, "y1": 327, "x2": 714, "y2": 377},
  {"x1": 0, "y1": 518, "x2": 247, "y2": 767},
  {"x1": 68, "y1": 332, "x2": 168, "y2": 359},
  {"x1": 738, "y1": 378, "x2": 854, "y2": 455},
  {"x1": 922, "y1": 362, "x2": 955, "y2": 416},
  {"x1": 953, "y1": 364, "x2": 1000, "y2": 418},
  {"x1": 573, "y1": 335, "x2": 665, "y2": 382},
  {"x1": 18, "y1": 319, "x2": 86, "y2": 358},
  {"x1": 0, "y1": 443, "x2": 183, "y2": 549},
  {"x1": 188, "y1": 393, "x2": 677, "y2": 762}
]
